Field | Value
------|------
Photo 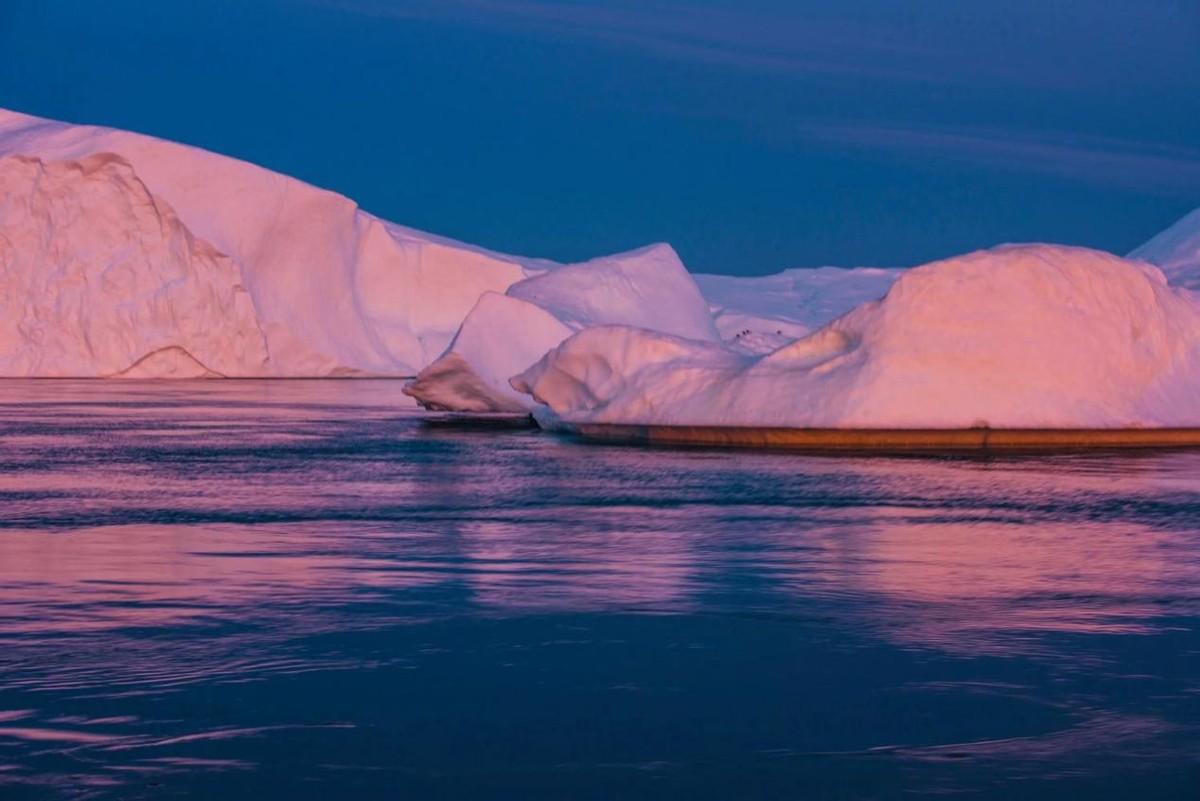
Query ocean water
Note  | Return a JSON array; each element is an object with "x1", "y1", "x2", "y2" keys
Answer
[{"x1": 0, "y1": 380, "x2": 1198, "y2": 800}]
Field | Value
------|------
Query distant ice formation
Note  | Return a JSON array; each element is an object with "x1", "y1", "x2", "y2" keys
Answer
[
  {"x1": 1129, "y1": 206, "x2": 1200, "y2": 291},
  {"x1": 694, "y1": 266, "x2": 902, "y2": 354},
  {"x1": 514, "y1": 246, "x2": 1200, "y2": 429}
]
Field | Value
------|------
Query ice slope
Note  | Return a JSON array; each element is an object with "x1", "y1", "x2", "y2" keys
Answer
[
  {"x1": 514, "y1": 245, "x2": 1200, "y2": 429},
  {"x1": 0, "y1": 108, "x2": 551, "y2": 376},
  {"x1": 695, "y1": 266, "x2": 902, "y2": 353},
  {"x1": 1129, "y1": 206, "x2": 1200, "y2": 291},
  {"x1": 404, "y1": 244, "x2": 719, "y2": 411}
]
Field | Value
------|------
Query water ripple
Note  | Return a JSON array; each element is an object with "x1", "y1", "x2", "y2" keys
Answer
[{"x1": 0, "y1": 381, "x2": 1198, "y2": 799}]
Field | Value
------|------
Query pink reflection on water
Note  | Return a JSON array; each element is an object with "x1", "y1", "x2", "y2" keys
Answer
[
  {"x1": 764, "y1": 455, "x2": 1200, "y2": 655},
  {"x1": 0, "y1": 726, "x2": 121, "y2": 744},
  {"x1": 1, "y1": 379, "x2": 1199, "y2": 673},
  {"x1": 460, "y1": 520, "x2": 697, "y2": 613},
  {"x1": 843, "y1": 516, "x2": 1192, "y2": 656},
  {"x1": 0, "y1": 523, "x2": 446, "y2": 636},
  {"x1": 5, "y1": 381, "x2": 1200, "y2": 796}
]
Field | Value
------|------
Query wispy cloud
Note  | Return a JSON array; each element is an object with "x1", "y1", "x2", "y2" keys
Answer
[
  {"x1": 311, "y1": 0, "x2": 1200, "y2": 196},
  {"x1": 311, "y1": 0, "x2": 1199, "y2": 92},
  {"x1": 795, "y1": 123, "x2": 1200, "y2": 196},
  {"x1": 310, "y1": 0, "x2": 938, "y2": 82}
]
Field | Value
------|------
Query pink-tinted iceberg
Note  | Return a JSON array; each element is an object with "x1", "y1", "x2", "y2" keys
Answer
[
  {"x1": 514, "y1": 245, "x2": 1200, "y2": 429},
  {"x1": 403, "y1": 243, "x2": 719, "y2": 411}
]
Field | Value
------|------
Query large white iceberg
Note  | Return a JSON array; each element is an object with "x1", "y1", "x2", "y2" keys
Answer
[
  {"x1": 0, "y1": 107, "x2": 554, "y2": 377},
  {"x1": 403, "y1": 243, "x2": 719, "y2": 411},
  {"x1": 0, "y1": 107, "x2": 736, "y2": 384},
  {"x1": 1129, "y1": 206, "x2": 1200, "y2": 291},
  {"x1": 513, "y1": 245, "x2": 1200, "y2": 429},
  {"x1": 403, "y1": 250, "x2": 907, "y2": 411},
  {"x1": 6, "y1": 105, "x2": 1200, "y2": 436}
]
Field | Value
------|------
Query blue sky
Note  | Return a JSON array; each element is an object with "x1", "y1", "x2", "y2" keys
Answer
[{"x1": 2, "y1": 0, "x2": 1199, "y2": 275}]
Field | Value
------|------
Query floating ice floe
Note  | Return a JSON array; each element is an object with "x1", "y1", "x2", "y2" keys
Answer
[
  {"x1": 513, "y1": 245, "x2": 1200, "y2": 429},
  {"x1": 403, "y1": 243, "x2": 719, "y2": 411}
]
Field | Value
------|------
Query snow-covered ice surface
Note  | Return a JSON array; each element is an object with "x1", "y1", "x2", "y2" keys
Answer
[
  {"x1": 404, "y1": 243, "x2": 718, "y2": 411},
  {"x1": 0, "y1": 107, "x2": 554, "y2": 377},
  {"x1": 515, "y1": 245, "x2": 1200, "y2": 429},
  {"x1": 1129, "y1": 206, "x2": 1200, "y2": 291},
  {"x1": 695, "y1": 267, "x2": 902, "y2": 353}
]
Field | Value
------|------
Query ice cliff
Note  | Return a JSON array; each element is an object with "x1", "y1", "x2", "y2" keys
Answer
[{"x1": 0, "y1": 153, "x2": 267, "y2": 377}]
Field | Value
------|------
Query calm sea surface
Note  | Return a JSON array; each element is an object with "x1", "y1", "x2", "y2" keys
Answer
[{"x1": 1, "y1": 380, "x2": 1198, "y2": 799}]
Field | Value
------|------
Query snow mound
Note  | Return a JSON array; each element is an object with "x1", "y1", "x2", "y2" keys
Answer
[
  {"x1": 696, "y1": 266, "x2": 902, "y2": 352},
  {"x1": 1129, "y1": 206, "x2": 1200, "y2": 291},
  {"x1": 0, "y1": 154, "x2": 268, "y2": 377},
  {"x1": 404, "y1": 244, "x2": 718, "y2": 411},
  {"x1": 514, "y1": 245, "x2": 1200, "y2": 429},
  {"x1": 0, "y1": 107, "x2": 550, "y2": 376}
]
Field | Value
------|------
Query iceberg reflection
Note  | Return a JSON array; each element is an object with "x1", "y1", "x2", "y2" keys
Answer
[{"x1": 2, "y1": 383, "x2": 1200, "y2": 798}]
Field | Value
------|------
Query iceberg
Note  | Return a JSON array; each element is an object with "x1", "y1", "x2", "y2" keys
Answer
[
  {"x1": 0, "y1": 107, "x2": 721, "y2": 386},
  {"x1": 514, "y1": 245, "x2": 1200, "y2": 429},
  {"x1": 1129, "y1": 206, "x2": 1200, "y2": 291},
  {"x1": 403, "y1": 243, "x2": 719, "y2": 411},
  {"x1": 6, "y1": 105, "x2": 1200, "y2": 437},
  {"x1": 404, "y1": 247, "x2": 907, "y2": 412},
  {"x1": 0, "y1": 107, "x2": 553, "y2": 377}
]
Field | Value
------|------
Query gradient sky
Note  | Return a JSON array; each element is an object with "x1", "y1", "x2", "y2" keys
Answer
[{"x1": 2, "y1": 0, "x2": 1199, "y2": 275}]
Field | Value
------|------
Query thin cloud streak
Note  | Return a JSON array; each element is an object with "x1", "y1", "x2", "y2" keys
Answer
[
  {"x1": 311, "y1": 0, "x2": 1198, "y2": 92},
  {"x1": 796, "y1": 123, "x2": 1200, "y2": 197},
  {"x1": 310, "y1": 0, "x2": 943, "y2": 84}
]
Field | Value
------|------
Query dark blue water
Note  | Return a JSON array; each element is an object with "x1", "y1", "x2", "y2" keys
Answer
[{"x1": 1, "y1": 380, "x2": 1198, "y2": 799}]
